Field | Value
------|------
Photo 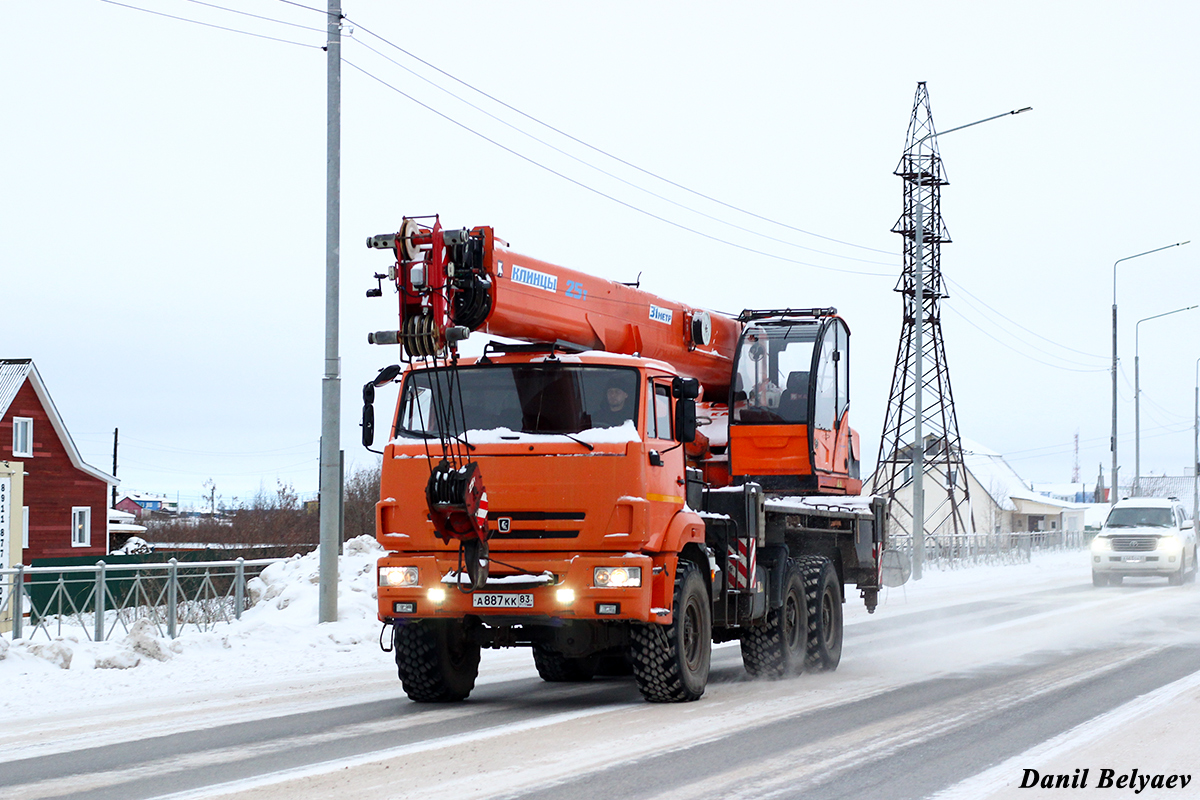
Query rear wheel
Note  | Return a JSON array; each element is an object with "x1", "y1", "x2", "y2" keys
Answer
[
  {"x1": 799, "y1": 557, "x2": 843, "y2": 672},
  {"x1": 741, "y1": 561, "x2": 806, "y2": 678},
  {"x1": 630, "y1": 561, "x2": 711, "y2": 702},
  {"x1": 394, "y1": 619, "x2": 480, "y2": 702},
  {"x1": 532, "y1": 645, "x2": 597, "y2": 682}
]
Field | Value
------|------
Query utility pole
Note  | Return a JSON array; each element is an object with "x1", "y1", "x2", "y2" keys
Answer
[
  {"x1": 318, "y1": 0, "x2": 343, "y2": 624},
  {"x1": 111, "y1": 427, "x2": 119, "y2": 508}
]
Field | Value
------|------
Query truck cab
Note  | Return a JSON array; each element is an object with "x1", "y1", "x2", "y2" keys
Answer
[{"x1": 376, "y1": 347, "x2": 706, "y2": 659}]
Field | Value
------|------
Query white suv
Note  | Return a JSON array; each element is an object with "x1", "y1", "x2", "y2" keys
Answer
[{"x1": 1091, "y1": 497, "x2": 1197, "y2": 586}]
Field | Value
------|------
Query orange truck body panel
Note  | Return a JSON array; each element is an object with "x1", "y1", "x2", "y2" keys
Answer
[{"x1": 374, "y1": 353, "x2": 702, "y2": 625}]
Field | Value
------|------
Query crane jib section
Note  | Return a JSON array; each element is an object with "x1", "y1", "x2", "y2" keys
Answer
[{"x1": 369, "y1": 217, "x2": 742, "y2": 401}]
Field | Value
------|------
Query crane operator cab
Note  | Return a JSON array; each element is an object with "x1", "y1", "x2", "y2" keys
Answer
[{"x1": 728, "y1": 309, "x2": 862, "y2": 495}]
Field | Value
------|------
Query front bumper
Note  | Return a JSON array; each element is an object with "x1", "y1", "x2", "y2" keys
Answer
[
  {"x1": 1092, "y1": 549, "x2": 1182, "y2": 577},
  {"x1": 377, "y1": 552, "x2": 668, "y2": 623}
]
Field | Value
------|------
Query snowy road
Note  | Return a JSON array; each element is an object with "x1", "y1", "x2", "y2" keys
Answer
[{"x1": 4, "y1": 551, "x2": 1200, "y2": 800}]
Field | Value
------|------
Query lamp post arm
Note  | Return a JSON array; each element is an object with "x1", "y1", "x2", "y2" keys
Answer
[
  {"x1": 1114, "y1": 241, "x2": 1191, "y2": 305},
  {"x1": 918, "y1": 107, "x2": 1032, "y2": 145}
]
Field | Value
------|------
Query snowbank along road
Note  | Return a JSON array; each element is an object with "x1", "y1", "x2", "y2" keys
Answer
[{"x1": 3, "y1": 548, "x2": 1199, "y2": 800}]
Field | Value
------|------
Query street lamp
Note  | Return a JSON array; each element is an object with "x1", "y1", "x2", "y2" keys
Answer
[
  {"x1": 1135, "y1": 305, "x2": 1197, "y2": 495},
  {"x1": 1111, "y1": 241, "x2": 1190, "y2": 504},
  {"x1": 908, "y1": 105, "x2": 1031, "y2": 581}
]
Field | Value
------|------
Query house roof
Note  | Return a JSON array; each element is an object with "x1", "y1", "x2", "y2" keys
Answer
[
  {"x1": 960, "y1": 438, "x2": 1077, "y2": 512},
  {"x1": 0, "y1": 358, "x2": 117, "y2": 485}
]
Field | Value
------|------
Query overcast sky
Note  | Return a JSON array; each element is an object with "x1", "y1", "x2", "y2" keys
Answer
[{"x1": 4, "y1": 1, "x2": 1197, "y2": 507}]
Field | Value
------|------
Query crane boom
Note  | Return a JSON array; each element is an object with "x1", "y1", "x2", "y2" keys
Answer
[{"x1": 367, "y1": 216, "x2": 741, "y2": 399}]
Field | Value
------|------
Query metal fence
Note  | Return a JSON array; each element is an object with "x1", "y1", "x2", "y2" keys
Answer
[
  {"x1": 888, "y1": 529, "x2": 1088, "y2": 569},
  {"x1": 0, "y1": 557, "x2": 283, "y2": 642}
]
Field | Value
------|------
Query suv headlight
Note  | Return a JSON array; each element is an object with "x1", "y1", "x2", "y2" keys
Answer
[
  {"x1": 594, "y1": 566, "x2": 642, "y2": 587},
  {"x1": 379, "y1": 566, "x2": 420, "y2": 587},
  {"x1": 1091, "y1": 536, "x2": 1111, "y2": 552},
  {"x1": 1158, "y1": 535, "x2": 1183, "y2": 554}
]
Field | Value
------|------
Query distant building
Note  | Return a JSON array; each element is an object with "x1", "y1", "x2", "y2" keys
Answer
[
  {"x1": 115, "y1": 493, "x2": 177, "y2": 519},
  {"x1": 0, "y1": 359, "x2": 117, "y2": 560},
  {"x1": 870, "y1": 439, "x2": 1086, "y2": 536}
]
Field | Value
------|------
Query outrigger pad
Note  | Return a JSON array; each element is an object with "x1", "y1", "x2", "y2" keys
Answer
[{"x1": 426, "y1": 460, "x2": 489, "y2": 544}]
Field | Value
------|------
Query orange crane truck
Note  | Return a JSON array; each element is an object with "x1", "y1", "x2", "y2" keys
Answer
[{"x1": 362, "y1": 216, "x2": 885, "y2": 703}]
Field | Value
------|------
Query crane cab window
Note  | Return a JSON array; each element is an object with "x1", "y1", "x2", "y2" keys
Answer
[
  {"x1": 646, "y1": 380, "x2": 673, "y2": 440},
  {"x1": 732, "y1": 324, "x2": 817, "y2": 424},
  {"x1": 813, "y1": 322, "x2": 848, "y2": 432}
]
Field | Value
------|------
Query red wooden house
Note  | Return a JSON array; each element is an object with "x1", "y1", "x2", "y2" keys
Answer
[{"x1": 0, "y1": 359, "x2": 116, "y2": 561}]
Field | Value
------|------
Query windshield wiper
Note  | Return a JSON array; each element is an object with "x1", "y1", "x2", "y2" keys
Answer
[
  {"x1": 398, "y1": 430, "x2": 476, "y2": 450},
  {"x1": 524, "y1": 430, "x2": 594, "y2": 451}
]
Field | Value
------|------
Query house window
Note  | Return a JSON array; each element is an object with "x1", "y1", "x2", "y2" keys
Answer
[
  {"x1": 12, "y1": 417, "x2": 33, "y2": 458},
  {"x1": 71, "y1": 507, "x2": 91, "y2": 547},
  {"x1": 23, "y1": 506, "x2": 29, "y2": 549}
]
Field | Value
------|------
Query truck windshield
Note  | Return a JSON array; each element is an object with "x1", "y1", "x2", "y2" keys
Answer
[
  {"x1": 395, "y1": 364, "x2": 640, "y2": 438},
  {"x1": 1104, "y1": 507, "x2": 1174, "y2": 528}
]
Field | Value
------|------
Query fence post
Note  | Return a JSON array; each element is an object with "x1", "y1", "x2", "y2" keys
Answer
[
  {"x1": 235, "y1": 558, "x2": 245, "y2": 620},
  {"x1": 95, "y1": 561, "x2": 107, "y2": 642},
  {"x1": 167, "y1": 559, "x2": 178, "y2": 639},
  {"x1": 12, "y1": 564, "x2": 23, "y2": 640}
]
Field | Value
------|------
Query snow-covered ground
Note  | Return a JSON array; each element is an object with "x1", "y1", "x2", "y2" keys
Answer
[
  {"x1": 1, "y1": 539, "x2": 1092, "y2": 720},
  {"x1": 3, "y1": 541, "x2": 1198, "y2": 799}
]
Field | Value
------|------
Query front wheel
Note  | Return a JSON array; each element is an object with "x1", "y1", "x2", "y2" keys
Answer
[
  {"x1": 394, "y1": 619, "x2": 481, "y2": 702},
  {"x1": 1092, "y1": 571, "x2": 1108, "y2": 587},
  {"x1": 630, "y1": 561, "x2": 711, "y2": 702},
  {"x1": 799, "y1": 557, "x2": 843, "y2": 672}
]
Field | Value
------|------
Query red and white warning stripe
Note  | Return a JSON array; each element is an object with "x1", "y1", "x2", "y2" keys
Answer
[{"x1": 727, "y1": 537, "x2": 757, "y2": 590}]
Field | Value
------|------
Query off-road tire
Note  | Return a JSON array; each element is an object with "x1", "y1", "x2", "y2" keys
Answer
[
  {"x1": 394, "y1": 619, "x2": 480, "y2": 702},
  {"x1": 1169, "y1": 560, "x2": 1185, "y2": 586},
  {"x1": 1092, "y1": 571, "x2": 1108, "y2": 587},
  {"x1": 798, "y1": 556, "x2": 842, "y2": 672},
  {"x1": 741, "y1": 560, "x2": 806, "y2": 679},
  {"x1": 532, "y1": 645, "x2": 597, "y2": 682},
  {"x1": 629, "y1": 561, "x2": 711, "y2": 702}
]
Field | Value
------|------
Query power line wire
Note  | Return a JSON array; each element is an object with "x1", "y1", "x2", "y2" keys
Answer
[
  {"x1": 98, "y1": 0, "x2": 322, "y2": 48},
  {"x1": 349, "y1": 37, "x2": 899, "y2": 268},
  {"x1": 177, "y1": 0, "x2": 326, "y2": 32},
  {"x1": 946, "y1": 276, "x2": 1108, "y2": 363},
  {"x1": 944, "y1": 306, "x2": 1109, "y2": 373},
  {"x1": 344, "y1": 14, "x2": 898, "y2": 258},
  {"x1": 343, "y1": 58, "x2": 895, "y2": 278}
]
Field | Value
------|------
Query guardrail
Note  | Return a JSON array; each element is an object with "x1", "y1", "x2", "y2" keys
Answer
[
  {"x1": 0, "y1": 558, "x2": 283, "y2": 643},
  {"x1": 888, "y1": 529, "x2": 1087, "y2": 569}
]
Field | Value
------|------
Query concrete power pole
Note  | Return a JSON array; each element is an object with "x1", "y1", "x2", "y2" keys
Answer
[{"x1": 319, "y1": 0, "x2": 342, "y2": 624}]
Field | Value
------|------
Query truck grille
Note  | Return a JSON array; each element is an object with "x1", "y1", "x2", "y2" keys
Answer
[{"x1": 1111, "y1": 537, "x2": 1157, "y2": 552}]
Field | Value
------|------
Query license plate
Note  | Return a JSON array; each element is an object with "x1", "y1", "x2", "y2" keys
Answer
[
  {"x1": 1123, "y1": 556, "x2": 1144, "y2": 563},
  {"x1": 471, "y1": 593, "x2": 534, "y2": 609}
]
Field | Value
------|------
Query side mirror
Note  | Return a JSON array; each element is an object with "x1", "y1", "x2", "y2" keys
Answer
[
  {"x1": 675, "y1": 398, "x2": 697, "y2": 444},
  {"x1": 672, "y1": 376, "x2": 700, "y2": 400},
  {"x1": 361, "y1": 382, "x2": 376, "y2": 447}
]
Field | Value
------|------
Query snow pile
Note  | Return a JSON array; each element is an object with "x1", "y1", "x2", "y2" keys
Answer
[{"x1": 0, "y1": 536, "x2": 387, "y2": 715}]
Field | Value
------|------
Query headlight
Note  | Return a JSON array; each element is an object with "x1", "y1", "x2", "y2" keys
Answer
[
  {"x1": 594, "y1": 566, "x2": 642, "y2": 588},
  {"x1": 1158, "y1": 535, "x2": 1183, "y2": 554},
  {"x1": 556, "y1": 588, "x2": 576, "y2": 603},
  {"x1": 427, "y1": 587, "x2": 447, "y2": 603},
  {"x1": 1090, "y1": 536, "x2": 1111, "y2": 552},
  {"x1": 379, "y1": 566, "x2": 420, "y2": 587}
]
